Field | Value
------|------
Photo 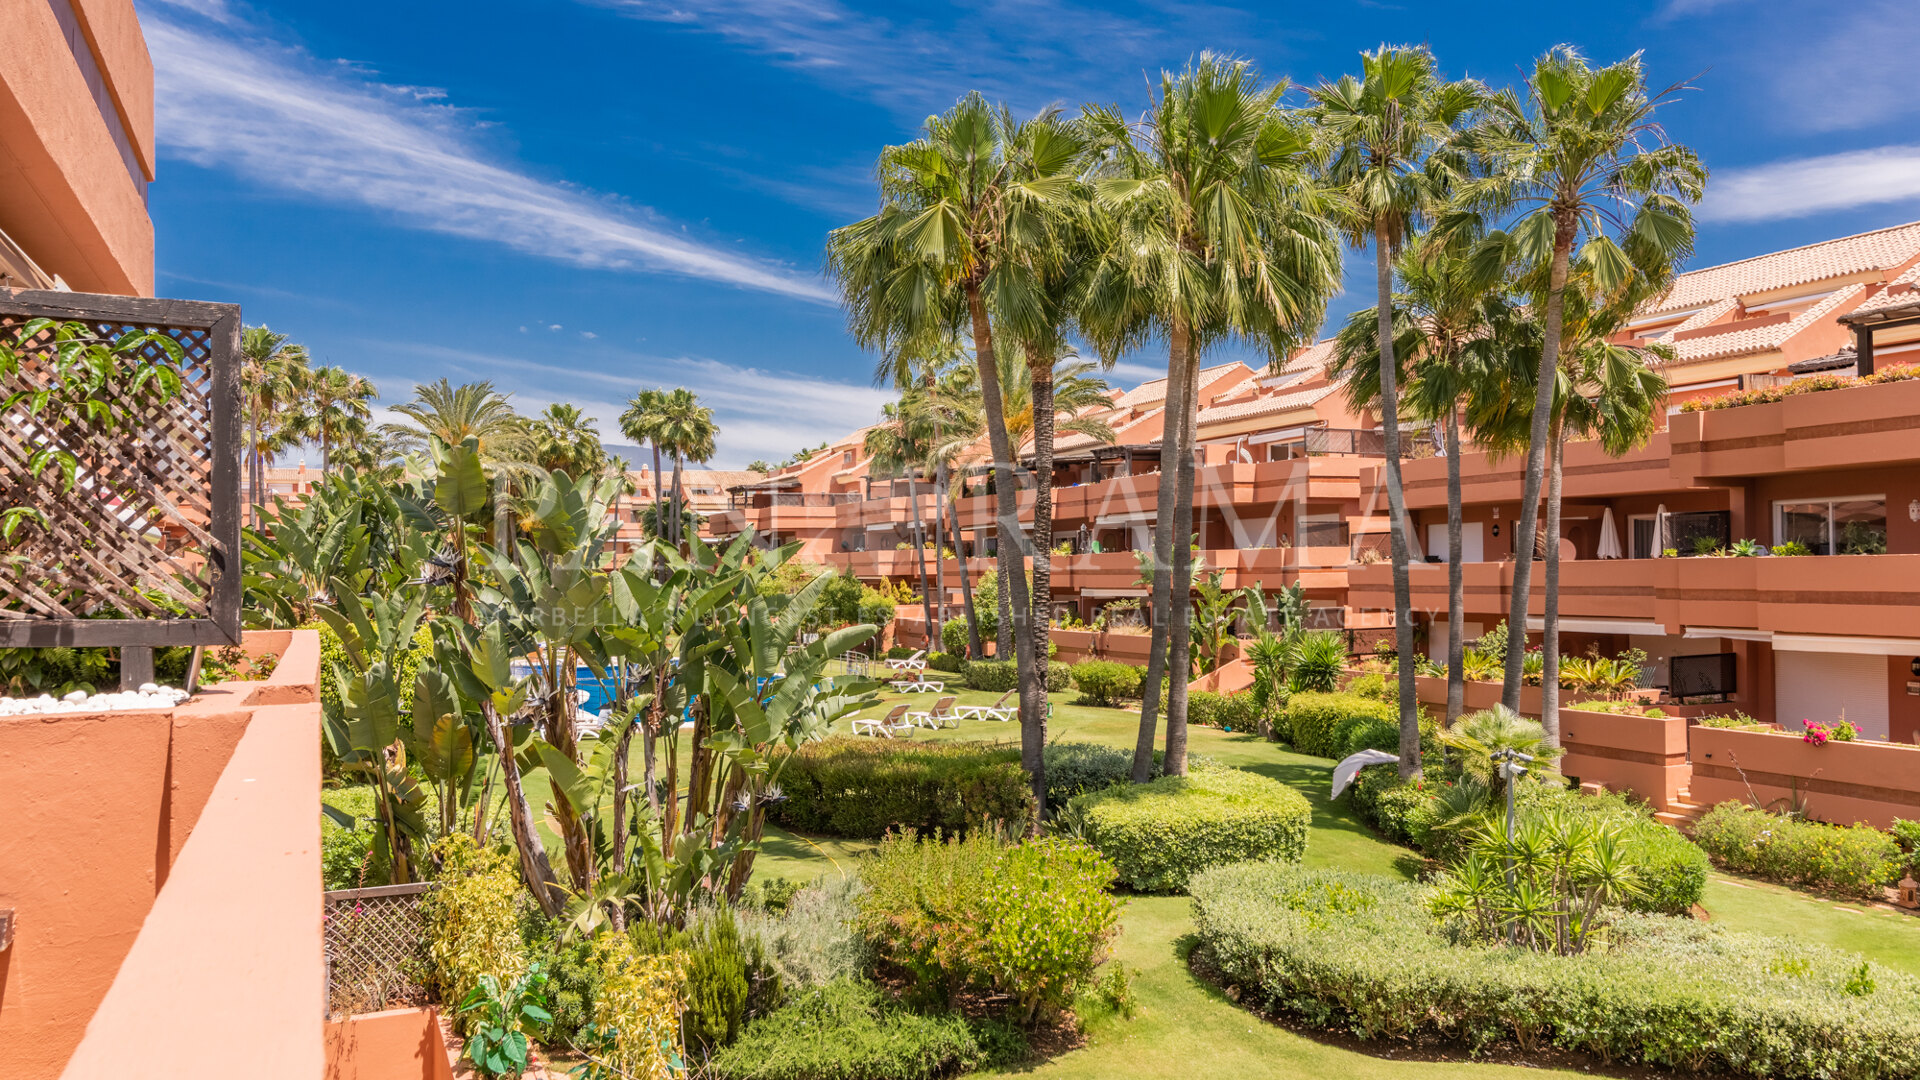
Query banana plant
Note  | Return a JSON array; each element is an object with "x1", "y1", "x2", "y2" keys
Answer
[{"x1": 318, "y1": 578, "x2": 432, "y2": 883}]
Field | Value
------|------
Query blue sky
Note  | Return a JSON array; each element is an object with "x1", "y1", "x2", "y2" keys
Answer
[{"x1": 141, "y1": 0, "x2": 1920, "y2": 468}]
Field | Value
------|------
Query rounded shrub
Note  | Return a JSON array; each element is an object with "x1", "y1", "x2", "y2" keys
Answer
[
  {"x1": 1282, "y1": 692, "x2": 1395, "y2": 758},
  {"x1": 964, "y1": 660, "x2": 1018, "y2": 692},
  {"x1": 1070, "y1": 660, "x2": 1144, "y2": 707},
  {"x1": 1067, "y1": 766, "x2": 1311, "y2": 893},
  {"x1": 926, "y1": 651, "x2": 967, "y2": 675},
  {"x1": 772, "y1": 737, "x2": 1034, "y2": 838},
  {"x1": 1186, "y1": 690, "x2": 1225, "y2": 727}
]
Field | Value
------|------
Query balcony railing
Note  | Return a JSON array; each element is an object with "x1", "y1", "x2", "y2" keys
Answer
[
  {"x1": 731, "y1": 491, "x2": 864, "y2": 509},
  {"x1": 1304, "y1": 426, "x2": 1444, "y2": 459}
]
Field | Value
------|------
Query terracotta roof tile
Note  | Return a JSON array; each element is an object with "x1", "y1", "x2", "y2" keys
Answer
[
  {"x1": 1112, "y1": 362, "x2": 1252, "y2": 408},
  {"x1": 1845, "y1": 262, "x2": 1920, "y2": 317},
  {"x1": 1196, "y1": 382, "x2": 1341, "y2": 425},
  {"x1": 1671, "y1": 283, "x2": 1866, "y2": 364},
  {"x1": 1646, "y1": 221, "x2": 1920, "y2": 315}
]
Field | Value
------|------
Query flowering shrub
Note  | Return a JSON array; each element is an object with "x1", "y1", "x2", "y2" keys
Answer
[
  {"x1": 1677, "y1": 363, "x2": 1920, "y2": 412},
  {"x1": 1692, "y1": 802, "x2": 1903, "y2": 899},
  {"x1": 1803, "y1": 719, "x2": 1859, "y2": 745},
  {"x1": 856, "y1": 831, "x2": 1119, "y2": 1022}
]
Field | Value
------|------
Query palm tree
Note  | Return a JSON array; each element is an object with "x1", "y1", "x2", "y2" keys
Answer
[
  {"x1": 1082, "y1": 54, "x2": 1341, "y2": 781},
  {"x1": 864, "y1": 399, "x2": 940, "y2": 640},
  {"x1": 301, "y1": 364, "x2": 376, "y2": 471},
  {"x1": 1483, "y1": 271, "x2": 1672, "y2": 743},
  {"x1": 1331, "y1": 230, "x2": 1512, "y2": 727},
  {"x1": 619, "y1": 388, "x2": 671, "y2": 543},
  {"x1": 238, "y1": 325, "x2": 312, "y2": 526},
  {"x1": 382, "y1": 378, "x2": 529, "y2": 465},
  {"x1": 527, "y1": 403, "x2": 608, "y2": 478},
  {"x1": 651, "y1": 388, "x2": 717, "y2": 546},
  {"x1": 1460, "y1": 46, "x2": 1704, "y2": 712},
  {"x1": 828, "y1": 93, "x2": 1087, "y2": 817},
  {"x1": 1310, "y1": 44, "x2": 1482, "y2": 778}
]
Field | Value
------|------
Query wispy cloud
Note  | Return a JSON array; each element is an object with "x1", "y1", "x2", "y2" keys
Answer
[
  {"x1": 1698, "y1": 145, "x2": 1920, "y2": 223},
  {"x1": 382, "y1": 342, "x2": 894, "y2": 468},
  {"x1": 144, "y1": 8, "x2": 834, "y2": 302},
  {"x1": 585, "y1": 0, "x2": 1257, "y2": 115},
  {"x1": 1651, "y1": 0, "x2": 1749, "y2": 21},
  {"x1": 1766, "y1": 2, "x2": 1920, "y2": 134}
]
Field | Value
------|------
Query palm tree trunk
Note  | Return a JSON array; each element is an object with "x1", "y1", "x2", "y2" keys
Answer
[
  {"x1": 1502, "y1": 213, "x2": 1577, "y2": 712},
  {"x1": 671, "y1": 453, "x2": 685, "y2": 546},
  {"x1": 996, "y1": 554, "x2": 1012, "y2": 659},
  {"x1": 1541, "y1": 416, "x2": 1566, "y2": 746},
  {"x1": 906, "y1": 470, "x2": 936, "y2": 647},
  {"x1": 1374, "y1": 221, "x2": 1422, "y2": 780},
  {"x1": 1133, "y1": 317, "x2": 1193, "y2": 783},
  {"x1": 964, "y1": 280, "x2": 1041, "y2": 817},
  {"x1": 941, "y1": 461, "x2": 983, "y2": 657},
  {"x1": 1027, "y1": 347, "x2": 1056, "y2": 753},
  {"x1": 651, "y1": 443, "x2": 665, "y2": 541},
  {"x1": 1445, "y1": 407, "x2": 1466, "y2": 728},
  {"x1": 1163, "y1": 342, "x2": 1201, "y2": 777}
]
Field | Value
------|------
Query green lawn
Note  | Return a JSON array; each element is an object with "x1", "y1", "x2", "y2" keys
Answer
[{"x1": 327, "y1": 684, "x2": 1920, "y2": 1076}]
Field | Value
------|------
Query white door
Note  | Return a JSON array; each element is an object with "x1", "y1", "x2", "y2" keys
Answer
[
  {"x1": 1774, "y1": 651, "x2": 1889, "y2": 740},
  {"x1": 1424, "y1": 522, "x2": 1485, "y2": 563}
]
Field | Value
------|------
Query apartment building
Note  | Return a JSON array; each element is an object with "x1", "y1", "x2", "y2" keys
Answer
[
  {"x1": 790, "y1": 222, "x2": 1920, "y2": 743},
  {"x1": 1, "y1": 0, "x2": 155, "y2": 294},
  {"x1": 609, "y1": 465, "x2": 766, "y2": 559}
]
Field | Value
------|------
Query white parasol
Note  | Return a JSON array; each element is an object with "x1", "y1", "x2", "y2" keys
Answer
[{"x1": 1597, "y1": 506, "x2": 1624, "y2": 560}]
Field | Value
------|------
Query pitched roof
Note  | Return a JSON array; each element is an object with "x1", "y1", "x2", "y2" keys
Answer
[
  {"x1": 1057, "y1": 407, "x2": 1164, "y2": 452},
  {"x1": 1645, "y1": 221, "x2": 1920, "y2": 315},
  {"x1": 1843, "y1": 261, "x2": 1920, "y2": 318},
  {"x1": 1670, "y1": 284, "x2": 1866, "y2": 364},
  {"x1": 1112, "y1": 362, "x2": 1251, "y2": 409},
  {"x1": 1197, "y1": 382, "x2": 1341, "y2": 425}
]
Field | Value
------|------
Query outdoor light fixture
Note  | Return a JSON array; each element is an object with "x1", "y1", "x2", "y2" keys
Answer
[{"x1": 1909, "y1": 499, "x2": 1919, "y2": 522}]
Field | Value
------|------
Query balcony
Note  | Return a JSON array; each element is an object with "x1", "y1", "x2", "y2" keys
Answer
[
  {"x1": 1347, "y1": 553, "x2": 1920, "y2": 639},
  {"x1": 1670, "y1": 377, "x2": 1920, "y2": 481}
]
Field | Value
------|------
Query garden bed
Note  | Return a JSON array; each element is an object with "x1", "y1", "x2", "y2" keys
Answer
[{"x1": 1690, "y1": 725, "x2": 1920, "y2": 829}]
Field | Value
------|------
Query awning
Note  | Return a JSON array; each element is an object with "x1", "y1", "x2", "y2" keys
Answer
[
  {"x1": 1095, "y1": 511, "x2": 1155, "y2": 526},
  {"x1": 1082, "y1": 587, "x2": 1149, "y2": 598},
  {"x1": 1525, "y1": 617, "x2": 1667, "y2": 636},
  {"x1": 1772, "y1": 633, "x2": 1920, "y2": 657}
]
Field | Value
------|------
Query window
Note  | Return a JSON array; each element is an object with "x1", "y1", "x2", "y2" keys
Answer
[
  {"x1": 1298, "y1": 514, "x2": 1347, "y2": 548},
  {"x1": 1629, "y1": 514, "x2": 1656, "y2": 559},
  {"x1": 1775, "y1": 496, "x2": 1886, "y2": 555}
]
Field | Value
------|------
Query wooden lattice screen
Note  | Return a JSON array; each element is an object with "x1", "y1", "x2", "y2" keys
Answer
[{"x1": 0, "y1": 288, "x2": 241, "y2": 647}]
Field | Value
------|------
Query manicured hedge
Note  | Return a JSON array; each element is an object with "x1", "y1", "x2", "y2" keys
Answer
[
  {"x1": 1693, "y1": 802, "x2": 1903, "y2": 900},
  {"x1": 1281, "y1": 692, "x2": 1396, "y2": 758},
  {"x1": 1191, "y1": 863, "x2": 1920, "y2": 1080},
  {"x1": 1067, "y1": 766, "x2": 1310, "y2": 893},
  {"x1": 1070, "y1": 660, "x2": 1143, "y2": 706},
  {"x1": 773, "y1": 738, "x2": 1034, "y2": 838},
  {"x1": 1185, "y1": 691, "x2": 1261, "y2": 730},
  {"x1": 963, "y1": 659, "x2": 1070, "y2": 693}
]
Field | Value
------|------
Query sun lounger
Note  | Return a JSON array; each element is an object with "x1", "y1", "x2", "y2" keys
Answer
[
  {"x1": 955, "y1": 690, "x2": 1017, "y2": 722},
  {"x1": 851, "y1": 703, "x2": 914, "y2": 738},
  {"x1": 905, "y1": 696, "x2": 958, "y2": 729}
]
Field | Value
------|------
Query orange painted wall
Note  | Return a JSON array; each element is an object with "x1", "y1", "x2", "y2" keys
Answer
[
  {"x1": 0, "y1": 631, "x2": 322, "y2": 1079},
  {"x1": 0, "y1": 0, "x2": 152, "y2": 293},
  {"x1": 0, "y1": 709, "x2": 173, "y2": 1080},
  {"x1": 326, "y1": 1008, "x2": 457, "y2": 1080}
]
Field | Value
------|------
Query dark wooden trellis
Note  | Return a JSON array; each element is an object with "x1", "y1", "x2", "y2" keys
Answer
[{"x1": 0, "y1": 288, "x2": 242, "y2": 649}]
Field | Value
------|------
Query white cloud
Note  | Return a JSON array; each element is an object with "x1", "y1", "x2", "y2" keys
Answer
[
  {"x1": 381, "y1": 342, "x2": 894, "y2": 469},
  {"x1": 585, "y1": 0, "x2": 1250, "y2": 115},
  {"x1": 1652, "y1": 0, "x2": 1748, "y2": 20},
  {"x1": 144, "y1": 12, "x2": 835, "y2": 303},
  {"x1": 1767, "y1": 2, "x2": 1920, "y2": 134},
  {"x1": 1699, "y1": 145, "x2": 1920, "y2": 222}
]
